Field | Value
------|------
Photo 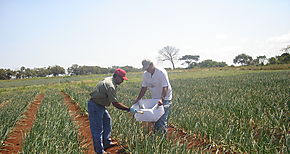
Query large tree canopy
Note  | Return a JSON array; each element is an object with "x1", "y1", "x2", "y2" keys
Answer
[
  {"x1": 233, "y1": 53, "x2": 253, "y2": 66},
  {"x1": 179, "y1": 55, "x2": 200, "y2": 68},
  {"x1": 48, "y1": 65, "x2": 65, "y2": 76}
]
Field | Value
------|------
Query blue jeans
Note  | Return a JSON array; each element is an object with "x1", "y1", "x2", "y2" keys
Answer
[
  {"x1": 154, "y1": 100, "x2": 171, "y2": 133},
  {"x1": 88, "y1": 100, "x2": 112, "y2": 153}
]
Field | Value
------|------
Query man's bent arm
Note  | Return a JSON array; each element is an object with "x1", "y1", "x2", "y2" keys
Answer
[
  {"x1": 112, "y1": 102, "x2": 130, "y2": 111},
  {"x1": 161, "y1": 86, "x2": 168, "y2": 100},
  {"x1": 135, "y1": 87, "x2": 147, "y2": 103}
]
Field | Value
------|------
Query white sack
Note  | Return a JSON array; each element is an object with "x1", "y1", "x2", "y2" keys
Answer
[{"x1": 131, "y1": 99, "x2": 165, "y2": 122}]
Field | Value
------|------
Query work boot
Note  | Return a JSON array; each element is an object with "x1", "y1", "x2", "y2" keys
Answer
[
  {"x1": 104, "y1": 141, "x2": 118, "y2": 150},
  {"x1": 95, "y1": 152, "x2": 110, "y2": 154}
]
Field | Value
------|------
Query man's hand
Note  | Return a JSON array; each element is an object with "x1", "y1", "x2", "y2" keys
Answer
[
  {"x1": 158, "y1": 99, "x2": 163, "y2": 106},
  {"x1": 129, "y1": 108, "x2": 137, "y2": 113}
]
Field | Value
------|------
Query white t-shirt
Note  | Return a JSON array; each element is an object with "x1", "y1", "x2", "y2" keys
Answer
[{"x1": 142, "y1": 67, "x2": 172, "y2": 100}]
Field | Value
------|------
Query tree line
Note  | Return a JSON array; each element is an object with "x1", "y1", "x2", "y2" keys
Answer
[
  {"x1": 1, "y1": 45, "x2": 289, "y2": 80},
  {"x1": 0, "y1": 65, "x2": 140, "y2": 80},
  {"x1": 158, "y1": 45, "x2": 290, "y2": 69}
]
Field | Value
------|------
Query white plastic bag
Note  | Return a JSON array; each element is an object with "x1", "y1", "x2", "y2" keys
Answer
[{"x1": 131, "y1": 99, "x2": 165, "y2": 122}]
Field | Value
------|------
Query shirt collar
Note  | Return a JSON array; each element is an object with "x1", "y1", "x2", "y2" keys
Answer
[{"x1": 111, "y1": 76, "x2": 118, "y2": 88}]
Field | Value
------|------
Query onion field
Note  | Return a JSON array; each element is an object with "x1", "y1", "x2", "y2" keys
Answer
[{"x1": 0, "y1": 69, "x2": 289, "y2": 153}]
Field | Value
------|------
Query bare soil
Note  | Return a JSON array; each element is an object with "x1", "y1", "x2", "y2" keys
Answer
[{"x1": 0, "y1": 94, "x2": 44, "y2": 154}]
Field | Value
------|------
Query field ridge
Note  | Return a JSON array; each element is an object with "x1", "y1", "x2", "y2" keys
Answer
[{"x1": 0, "y1": 94, "x2": 44, "y2": 153}]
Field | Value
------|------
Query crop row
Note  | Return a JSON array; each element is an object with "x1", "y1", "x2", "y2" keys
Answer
[
  {"x1": 171, "y1": 71, "x2": 289, "y2": 153},
  {"x1": 22, "y1": 89, "x2": 82, "y2": 153},
  {"x1": 0, "y1": 90, "x2": 38, "y2": 144}
]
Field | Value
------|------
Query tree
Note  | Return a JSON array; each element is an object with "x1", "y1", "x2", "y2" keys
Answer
[
  {"x1": 68, "y1": 64, "x2": 80, "y2": 75},
  {"x1": 257, "y1": 56, "x2": 267, "y2": 65},
  {"x1": 0, "y1": 69, "x2": 14, "y2": 80},
  {"x1": 111, "y1": 66, "x2": 140, "y2": 73},
  {"x1": 68, "y1": 64, "x2": 111, "y2": 75},
  {"x1": 269, "y1": 45, "x2": 290, "y2": 64},
  {"x1": 35, "y1": 67, "x2": 49, "y2": 77},
  {"x1": 268, "y1": 57, "x2": 277, "y2": 64},
  {"x1": 19, "y1": 66, "x2": 26, "y2": 79},
  {"x1": 15, "y1": 70, "x2": 22, "y2": 79},
  {"x1": 158, "y1": 46, "x2": 179, "y2": 69},
  {"x1": 233, "y1": 53, "x2": 253, "y2": 66},
  {"x1": 253, "y1": 55, "x2": 267, "y2": 65},
  {"x1": 268, "y1": 52, "x2": 290, "y2": 65},
  {"x1": 24, "y1": 68, "x2": 34, "y2": 78},
  {"x1": 197, "y1": 59, "x2": 227, "y2": 68},
  {"x1": 179, "y1": 55, "x2": 200, "y2": 68},
  {"x1": 276, "y1": 53, "x2": 290, "y2": 64},
  {"x1": 48, "y1": 65, "x2": 65, "y2": 76}
]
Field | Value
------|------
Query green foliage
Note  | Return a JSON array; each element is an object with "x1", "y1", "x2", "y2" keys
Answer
[
  {"x1": 233, "y1": 53, "x2": 253, "y2": 66},
  {"x1": 234, "y1": 45, "x2": 290, "y2": 66},
  {"x1": 252, "y1": 55, "x2": 267, "y2": 66},
  {"x1": 23, "y1": 89, "x2": 82, "y2": 153},
  {"x1": 0, "y1": 74, "x2": 107, "y2": 88},
  {"x1": 276, "y1": 53, "x2": 290, "y2": 64},
  {"x1": 47, "y1": 65, "x2": 65, "y2": 76},
  {"x1": 63, "y1": 70, "x2": 289, "y2": 153},
  {"x1": 267, "y1": 53, "x2": 290, "y2": 65},
  {"x1": 67, "y1": 64, "x2": 109, "y2": 75},
  {"x1": 34, "y1": 67, "x2": 49, "y2": 77},
  {"x1": 195, "y1": 59, "x2": 227, "y2": 68},
  {"x1": 0, "y1": 68, "x2": 14, "y2": 80},
  {"x1": 179, "y1": 55, "x2": 200, "y2": 68},
  {"x1": 0, "y1": 90, "x2": 38, "y2": 144},
  {"x1": 63, "y1": 85, "x2": 92, "y2": 113},
  {"x1": 0, "y1": 65, "x2": 141, "y2": 80},
  {"x1": 171, "y1": 71, "x2": 289, "y2": 153},
  {"x1": 1, "y1": 69, "x2": 289, "y2": 153},
  {"x1": 67, "y1": 64, "x2": 140, "y2": 76},
  {"x1": 109, "y1": 65, "x2": 141, "y2": 73}
]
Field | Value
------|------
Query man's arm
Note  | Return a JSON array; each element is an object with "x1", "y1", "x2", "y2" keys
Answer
[
  {"x1": 161, "y1": 86, "x2": 168, "y2": 100},
  {"x1": 112, "y1": 102, "x2": 130, "y2": 111},
  {"x1": 158, "y1": 86, "x2": 168, "y2": 105},
  {"x1": 134, "y1": 87, "x2": 147, "y2": 103}
]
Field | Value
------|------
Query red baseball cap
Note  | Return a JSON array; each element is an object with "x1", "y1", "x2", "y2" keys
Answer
[{"x1": 114, "y1": 68, "x2": 128, "y2": 80}]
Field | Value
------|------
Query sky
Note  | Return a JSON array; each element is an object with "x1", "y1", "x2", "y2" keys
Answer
[{"x1": 1, "y1": 0, "x2": 290, "y2": 70}]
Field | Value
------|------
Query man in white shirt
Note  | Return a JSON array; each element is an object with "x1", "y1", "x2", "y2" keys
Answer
[{"x1": 134, "y1": 59, "x2": 173, "y2": 133}]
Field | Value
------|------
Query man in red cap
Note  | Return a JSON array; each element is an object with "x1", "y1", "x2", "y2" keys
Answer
[{"x1": 88, "y1": 68, "x2": 136, "y2": 154}]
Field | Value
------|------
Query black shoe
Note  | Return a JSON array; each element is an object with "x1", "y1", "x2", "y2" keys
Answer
[{"x1": 104, "y1": 142, "x2": 118, "y2": 150}]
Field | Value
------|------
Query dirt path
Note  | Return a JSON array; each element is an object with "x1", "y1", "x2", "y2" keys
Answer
[
  {"x1": 61, "y1": 92, "x2": 127, "y2": 154},
  {"x1": 0, "y1": 94, "x2": 44, "y2": 154}
]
